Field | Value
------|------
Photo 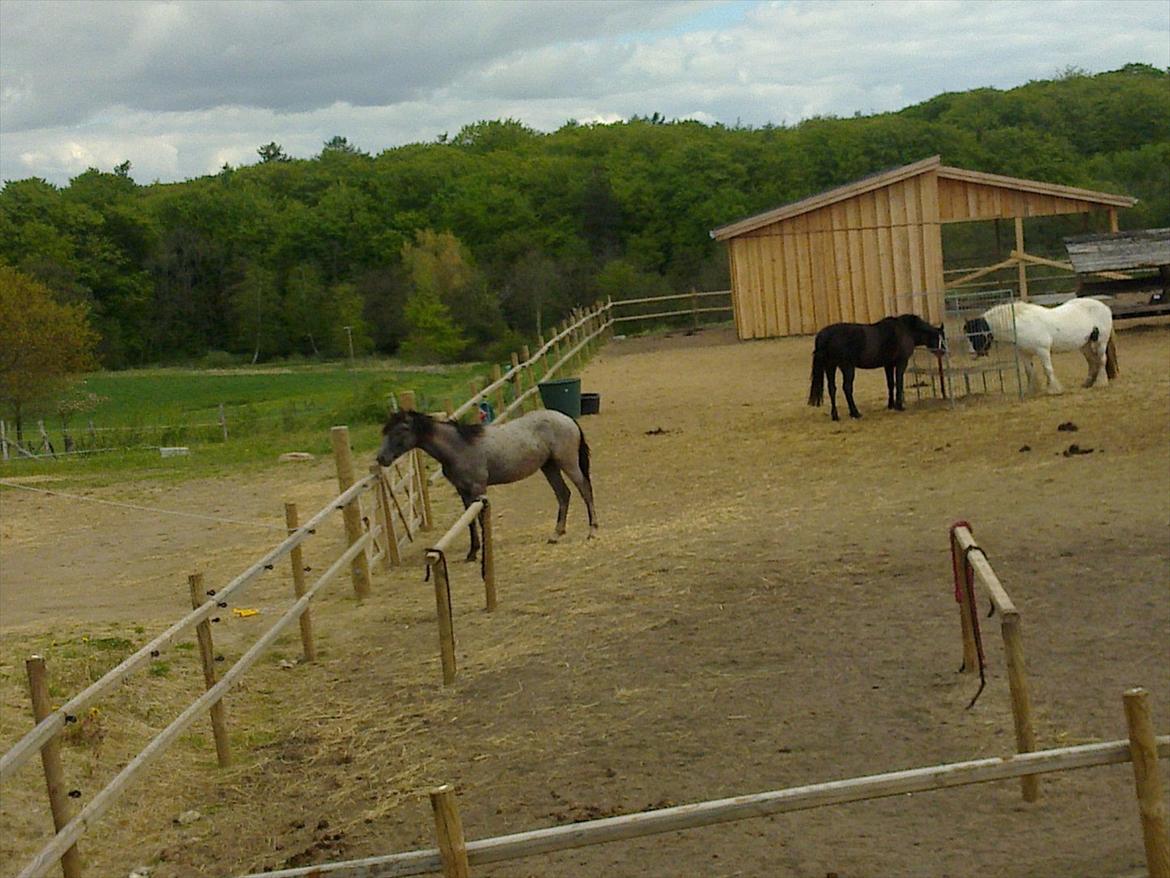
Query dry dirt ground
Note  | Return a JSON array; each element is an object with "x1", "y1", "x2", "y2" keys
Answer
[{"x1": 2, "y1": 324, "x2": 1169, "y2": 878}]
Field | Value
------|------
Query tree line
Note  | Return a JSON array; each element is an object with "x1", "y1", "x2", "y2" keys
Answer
[{"x1": 1, "y1": 64, "x2": 1166, "y2": 372}]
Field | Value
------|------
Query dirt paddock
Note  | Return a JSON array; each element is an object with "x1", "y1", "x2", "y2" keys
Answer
[{"x1": 1, "y1": 324, "x2": 1168, "y2": 878}]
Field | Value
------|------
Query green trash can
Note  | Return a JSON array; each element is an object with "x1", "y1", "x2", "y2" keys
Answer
[{"x1": 538, "y1": 377, "x2": 582, "y2": 418}]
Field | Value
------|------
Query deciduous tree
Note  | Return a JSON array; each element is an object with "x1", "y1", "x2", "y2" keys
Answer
[{"x1": 0, "y1": 266, "x2": 98, "y2": 444}]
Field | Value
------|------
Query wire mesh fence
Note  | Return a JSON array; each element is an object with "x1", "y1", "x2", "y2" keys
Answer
[{"x1": 898, "y1": 288, "x2": 1026, "y2": 404}]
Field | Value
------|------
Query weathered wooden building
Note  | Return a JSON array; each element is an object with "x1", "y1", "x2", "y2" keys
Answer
[{"x1": 709, "y1": 156, "x2": 1136, "y2": 339}]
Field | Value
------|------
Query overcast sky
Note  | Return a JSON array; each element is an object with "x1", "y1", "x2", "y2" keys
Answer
[{"x1": 1, "y1": 0, "x2": 1166, "y2": 187}]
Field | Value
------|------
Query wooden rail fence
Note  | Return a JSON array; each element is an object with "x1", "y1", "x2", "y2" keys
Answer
[
  {"x1": 2, "y1": 430, "x2": 431, "y2": 878},
  {"x1": 239, "y1": 689, "x2": 1169, "y2": 878},
  {"x1": 949, "y1": 521, "x2": 1040, "y2": 802}
]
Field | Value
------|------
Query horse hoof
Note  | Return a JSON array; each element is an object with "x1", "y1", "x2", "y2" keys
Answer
[{"x1": 849, "y1": 411, "x2": 862, "y2": 419}]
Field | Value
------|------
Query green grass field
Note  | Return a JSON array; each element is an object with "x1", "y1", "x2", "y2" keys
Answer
[{"x1": 0, "y1": 359, "x2": 496, "y2": 483}]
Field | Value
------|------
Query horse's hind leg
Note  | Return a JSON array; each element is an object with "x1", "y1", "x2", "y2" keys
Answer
[
  {"x1": 540, "y1": 461, "x2": 572, "y2": 543},
  {"x1": 825, "y1": 366, "x2": 840, "y2": 420},
  {"x1": 560, "y1": 458, "x2": 598, "y2": 537},
  {"x1": 1082, "y1": 337, "x2": 1109, "y2": 387},
  {"x1": 842, "y1": 365, "x2": 862, "y2": 418}
]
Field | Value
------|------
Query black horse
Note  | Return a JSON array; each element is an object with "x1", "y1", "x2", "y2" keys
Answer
[{"x1": 808, "y1": 314, "x2": 946, "y2": 420}]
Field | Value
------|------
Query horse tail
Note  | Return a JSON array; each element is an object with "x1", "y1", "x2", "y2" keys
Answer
[
  {"x1": 1105, "y1": 334, "x2": 1119, "y2": 379},
  {"x1": 576, "y1": 422, "x2": 592, "y2": 484},
  {"x1": 808, "y1": 344, "x2": 825, "y2": 407}
]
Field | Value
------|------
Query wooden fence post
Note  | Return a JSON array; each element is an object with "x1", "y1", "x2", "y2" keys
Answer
[
  {"x1": 218, "y1": 403, "x2": 229, "y2": 441},
  {"x1": 429, "y1": 785, "x2": 470, "y2": 878},
  {"x1": 284, "y1": 503, "x2": 318, "y2": 662},
  {"x1": 1124, "y1": 688, "x2": 1170, "y2": 878},
  {"x1": 491, "y1": 363, "x2": 505, "y2": 414},
  {"x1": 1, "y1": 419, "x2": 8, "y2": 462},
  {"x1": 187, "y1": 573, "x2": 232, "y2": 767},
  {"x1": 521, "y1": 345, "x2": 536, "y2": 408},
  {"x1": 399, "y1": 390, "x2": 416, "y2": 413},
  {"x1": 368, "y1": 466, "x2": 400, "y2": 567},
  {"x1": 38, "y1": 420, "x2": 55, "y2": 457},
  {"x1": 330, "y1": 426, "x2": 372, "y2": 599},
  {"x1": 427, "y1": 553, "x2": 457, "y2": 685},
  {"x1": 25, "y1": 657, "x2": 83, "y2": 878},
  {"x1": 951, "y1": 530, "x2": 978, "y2": 674},
  {"x1": 510, "y1": 352, "x2": 523, "y2": 406},
  {"x1": 481, "y1": 498, "x2": 496, "y2": 612},
  {"x1": 400, "y1": 389, "x2": 433, "y2": 531},
  {"x1": 538, "y1": 334, "x2": 549, "y2": 377},
  {"x1": 1001, "y1": 612, "x2": 1038, "y2": 802}
]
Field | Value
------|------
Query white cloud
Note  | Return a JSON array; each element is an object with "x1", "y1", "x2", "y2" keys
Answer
[{"x1": 1, "y1": 0, "x2": 1166, "y2": 185}]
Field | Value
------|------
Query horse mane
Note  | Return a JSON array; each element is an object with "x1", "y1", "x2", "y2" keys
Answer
[
  {"x1": 382, "y1": 410, "x2": 485, "y2": 443},
  {"x1": 454, "y1": 420, "x2": 485, "y2": 442},
  {"x1": 895, "y1": 313, "x2": 933, "y2": 332}
]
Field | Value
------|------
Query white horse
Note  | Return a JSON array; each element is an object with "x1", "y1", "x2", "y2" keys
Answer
[{"x1": 963, "y1": 298, "x2": 1119, "y2": 394}]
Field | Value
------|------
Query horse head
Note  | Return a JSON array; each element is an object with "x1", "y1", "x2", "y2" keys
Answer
[
  {"x1": 376, "y1": 410, "x2": 432, "y2": 466},
  {"x1": 901, "y1": 314, "x2": 947, "y2": 354},
  {"x1": 963, "y1": 317, "x2": 993, "y2": 357}
]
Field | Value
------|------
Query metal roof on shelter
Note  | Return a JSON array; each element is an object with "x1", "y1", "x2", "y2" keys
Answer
[{"x1": 710, "y1": 155, "x2": 1137, "y2": 241}]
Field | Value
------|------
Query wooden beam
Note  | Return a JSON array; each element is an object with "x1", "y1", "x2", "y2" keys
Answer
[
  {"x1": 1015, "y1": 217, "x2": 1028, "y2": 300},
  {"x1": 236, "y1": 737, "x2": 1170, "y2": 878},
  {"x1": 951, "y1": 527, "x2": 1016, "y2": 616},
  {"x1": 1010, "y1": 250, "x2": 1131, "y2": 281},
  {"x1": 944, "y1": 256, "x2": 1018, "y2": 290}
]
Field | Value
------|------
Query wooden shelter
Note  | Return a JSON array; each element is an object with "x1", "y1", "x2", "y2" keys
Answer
[{"x1": 710, "y1": 156, "x2": 1137, "y2": 339}]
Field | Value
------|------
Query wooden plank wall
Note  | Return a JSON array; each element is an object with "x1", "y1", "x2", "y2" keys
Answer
[
  {"x1": 937, "y1": 178, "x2": 1095, "y2": 222},
  {"x1": 730, "y1": 173, "x2": 944, "y2": 338}
]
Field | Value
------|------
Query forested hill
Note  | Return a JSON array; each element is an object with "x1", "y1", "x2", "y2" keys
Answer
[{"x1": 1, "y1": 64, "x2": 1166, "y2": 367}]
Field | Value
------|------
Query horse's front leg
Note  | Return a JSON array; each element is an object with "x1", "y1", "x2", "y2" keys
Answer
[
  {"x1": 459, "y1": 491, "x2": 481, "y2": 561},
  {"x1": 1036, "y1": 347, "x2": 1063, "y2": 394},
  {"x1": 893, "y1": 361, "x2": 906, "y2": 410},
  {"x1": 884, "y1": 365, "x2": 896, "y2": 409}
]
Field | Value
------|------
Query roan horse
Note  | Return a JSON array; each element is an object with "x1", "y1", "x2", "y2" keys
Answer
[
  {"x1": 377, "y1": 409, "x2": 597, "y2": 560},
  {"x1": 808, "y1": 314, "x2": 946, "y2": 420},
  {"x1": 963, "y1": 298, "x2": 1118, "y2": 394}
]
